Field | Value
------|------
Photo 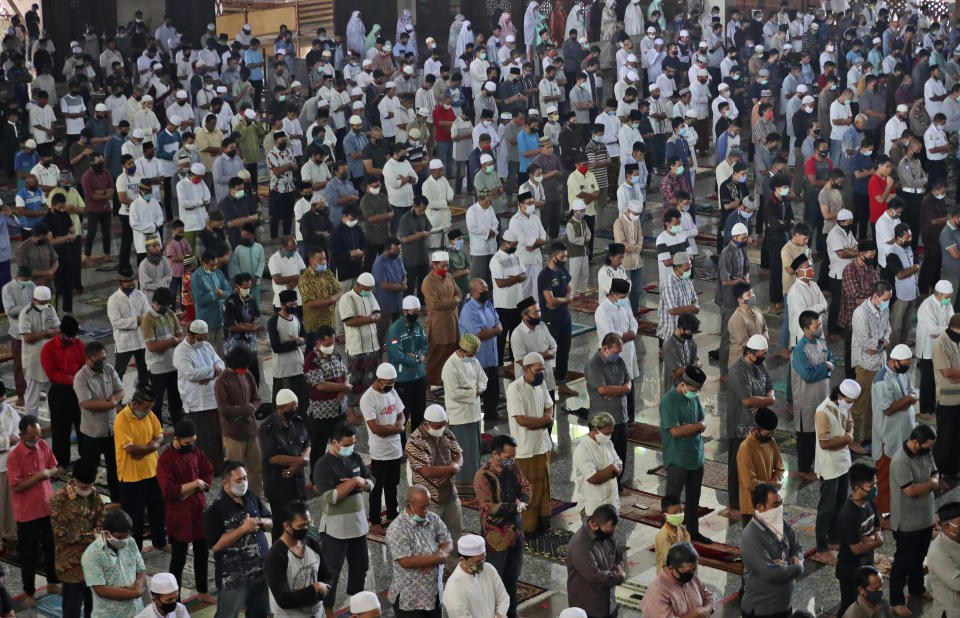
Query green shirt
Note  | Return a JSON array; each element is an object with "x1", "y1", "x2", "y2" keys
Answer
[
  {"x1": 234, "y1": 120, "x2": 266, "y2": 165},
  {"x1": 448, "y1": 248, "x2": 470, "y2": 296},
  {"x1": 659, "y1": 387, "x2": 706, "y2": 471}
]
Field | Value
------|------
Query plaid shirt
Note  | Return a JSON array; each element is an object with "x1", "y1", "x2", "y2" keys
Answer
[
  {"x1": 657, "y1": 273, "x2": 697, "y2": 340},
  {"x1": 304, "y1": 349, "x2": 349, "y2": 419},
  {"x1": 660, "y1": 172, "x2": 691, "y2": 207},
  {"x1": 584, "y1": 139, "x2": 610, "y2": 189},
  {"x1": 839, "y1": 260, "x2": 880, "y2": 330}
]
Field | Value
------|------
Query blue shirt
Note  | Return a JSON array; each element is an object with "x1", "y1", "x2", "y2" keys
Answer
[
  {"x1": 324, "y1": 176, "x2": 358, "y2": 225},
  {"x1": 244, "y1": 49, "x2": 265, "y2": 81},
  {"x1": 458, "y1": 298, "x2": 500, "y2": 368},
  {"x1": 102, "y1": 134, "x2": 126, "y2": 177},
  {"x1": 0, "y1": 213, "x2": 20, "y2": 262},
  {"x1": 371, "y1": 253, "x2": 406, "y2": 314},
  {"x1": 850, "y1": 152, "x2": 874, "y2": 195},
  {"x1": 16, "y1": 187, "x2": 44, "y2": 229},
  {"x1": 723, "y1": 211, "x2": 755, "y2": 245},
  {"x1": 156, "y1": 128, "x2": 181, "y2": 163},
  {"x1": 517, "y1": 130, "x2": 540, "y2": 173},
  {"x1": 13, "y1": 150, "x2": 38, "y2": 191},
  {"x1": 343, "y1": 131, "x2": 370, "y2": 179}
]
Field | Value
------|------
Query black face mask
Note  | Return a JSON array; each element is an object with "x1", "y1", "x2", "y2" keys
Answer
[
  {"x1": 159, "y1": 602, "x2": 178, "y2": 614},
  {"x1": 526, "y1": 316, "x2": 541, "y2": 327},
  {"x1": 753, "y1": 354, "x2": 766, "y2": 366},
  {"x1": 894, "y1": 362, "x2": 910, "y2": 374},
  {"x1": 477, "y1": 290, "x2": 490, "y2": 303},
  {"x1": 240, "y1": 237, "x2": 254, "y2": 247},
  {"x1": 592, "y1": 527, "x2": 612, "y2": 541},
  {"x1": 176, "y1": 442, "x2": 194, "y2": 453},
  {"x1": 381, "y1": 383, "x2": 394, "y2": 393},
  {"x1": 404, "y1": 312, "x2": 418, "y2": 323},
  {"x1": 92, "y1": 163, "x2": 104, "y2": 173},
  {"x1": 289, "y1": 527, "x2": 308, "y2": 540},
  {"x1": 92, "y1": 359, "x2": 105, "y2": 373},
  {"x1": 948, "y1": 329, "x2": 960, "y2": 343},
  {"x1": 173, "y1": 234, "x2": 183, "y2": 241},
  {"x1": 503, "y1": 246, "x2": 517, "y2": 255},
  {"x1": 681, "y1": 332, "x2": 694, "y2": 340},
  {"x1": 864, "y1": 257, "x2": 877, "y2": 267},
  {"x1": 755, "y1": 432, "x2": 772, "y2": 444},
  {"x1": 673, "y1": 570, "x2": 695, "y2": 584},
  {"x1": 915, "y1": 446, "x2": 932, "y2": 456}
]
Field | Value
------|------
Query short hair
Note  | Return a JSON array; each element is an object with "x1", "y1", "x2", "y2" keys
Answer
[
  {"x1": 174, "y1": 419, "x2": 196, "y2": 438},
  {"x1": 220, "y1": 459, "x2": 245, "y2": 479},
  {"x1": 225, "y1": 346, "x2": 251, "y2": 370},
  {"x1": 491, "y1": 434, "x2": 517, "y2": 454},
  {"x1": 848, "y1": 461, "x2": 878, "y2": 487},
  {"x1": 665, "y1": 541, "x2": 699, "y2": 570},
  {"x1": 798, "y1": 309, "x2": 820, "y2": 331},
  {"x1": 663, "y1": 208, "x2": 681, "y2": 224},
  {"x1": 590, "y1": 503, "x2": 619, "y2": 526},
  {"x1": 85, "y1": 340, "x2": 106, "y2": 358},
  {"x1": 201, "y1": 251, "x2": 218, "y2": 264},
  {"x1": 103, "y1": 508, "x2": 133, "y2": 534},
  {"x1": 872, "y1": 280, "x2": 893, "y2": 296},
  {"x1": 771, "y1": 173, "x2": 790, "y2": 189},
  {"x1": 876, "y1": 154, "x2": 893, "y2": 168},
  {"x1": 281, "y1": 501, "x2": 310, "y2": 525},
  {"x1": 732, "y1": 281, "x2": 752, "y2": 300},
  {"x1": 171, "y1": 219, "x2": 185, "y2": 229},
  {"x1": 601, "y1": 332, "x2": 623, "y2": 348},
  {"x1": 855, "y1": 565, "x2": 881, "y2": 590},
  {"x1": 671, "y1": 117, "x2": 686, "y2": 130},
  {"x1": 18, "y1": 414, "x2": 39, "y2": 434},
  {"x1": 661, "y1": 494, "x2": 681, "y2": 512},
  {"x1": 909, "y1": 423, "x2": 937, "y2": 443},
  {"x1": 751, "y1": 481, "x2": 779, "y2": 509},
  {"x1": 332, "y1": 420, "x2": 356, "y2": 442},
  {"x1": 233, "y1": 272, "x2": 253, "y2": 288},
  {"x1": 793, "y1": 222, "x2": 812, "y2": 237},
  {"x1": 894, "y1": 223, "x2": 911, "y2": 238}
]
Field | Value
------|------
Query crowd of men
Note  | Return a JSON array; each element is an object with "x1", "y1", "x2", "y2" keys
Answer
[{"x1": 3, "y1": 0, "x2": 960, "y2": 616}]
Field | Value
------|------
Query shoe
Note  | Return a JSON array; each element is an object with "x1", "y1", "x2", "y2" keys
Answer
[{"x1": 690, "y1": 532, "x2": 714, "y2": 545}]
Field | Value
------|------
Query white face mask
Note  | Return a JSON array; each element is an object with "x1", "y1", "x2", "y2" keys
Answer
[
  {"x1": 185, "y1": 143, "x2": 196, "y2": 151},
  {"x1": 595, "y1": 432, "x2": 611, "y2": 444},
  {"x1": 319, "y1": 344, "x2": 335, "y2": 355},
  {"x1": 838, "y1": 399, "x2": 853, "y2": 410},
  {"x1": 368, "y1": 185, "x2": 381, "y2": 194},
  {"x1": 533, "y1": 174, "x2": 543, "y2": 183},
  {"x1": 238, "y1": 288, "x2": 250, "y2": 298},
  {"x1": 755, "y1": 504, "x2": 784, "y2": 538},
  {"x1": 525, "y1": 204, "x2": 536, "y2": 215},
  {"x1": 628, "y1": 213, "x2": 639, "y2": 221},
  {"x1": 229, "y1": 480, "x2": 248, "y2": 497},
  {"x1": 427, "y1": 427, "x2": 446, "y2": 438},
  {"x1": 344, "y1": 219, "x2": 358, "y2": 228}
]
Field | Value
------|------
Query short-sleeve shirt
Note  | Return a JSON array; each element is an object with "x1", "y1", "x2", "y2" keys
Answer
[
  {"x1": 268, "y1": 252, "x2": 307, "y2": 308},
  {"x1": 113, "y1": 408, "x2": 163, "y2": 483},
  {"x1": 941, "y1": 223, "x2": 960, "y2": 280},
  {"x1": 584, "y1": 351, "x2": 628, "y2": 423},
  {"x1": 835, "y1": 498, "x2": 879, "y2": 572},
  {"x1": 360, "y1": 388, "x2": 404, "y2": 460},
  {"x1": 205, "y1": 490, "x2": 271, "y2": 589},
  {"x1": 889, "y1": 446, "x2": 936, "y2": 532},
  {"x1": 385, "y1": 511, "x2": 452, "y2": 611},
  {"x1": 73, "y1": 363, "x2": 123, "y2": 438},
  {"x1": 7, "y1": 440, "x2": 57, "y2": 522},
  {"x1": 537, "y1": 266, "x2": 571, "y2": 325},
  {"x1": 81, "y1": 535, "x2": 145, "y2": 618},
  {"x1": 338, "y1": 289, "x2": 381, "y2": 355},
  {"x1": 850, "y1": 153, "x2": 874, "y2": 195},
  {"x1": 258, "y1": 414, "x2": 310, "y2": 505},
  {"x1": 659, "y1": 388, "x2": 706, "y2": 471}
]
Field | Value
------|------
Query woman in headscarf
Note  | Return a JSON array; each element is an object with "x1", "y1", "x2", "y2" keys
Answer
[
  {"x1": 364, "y1": 23, "x2": 382, "y2": 55},
  {"x1": 500, "y1": 12, "x2": 517, "y2": 41},
  {"x1": 448, "y1": 13, "x2": 466, "y2": 62},
  {"x1": 648, "y1": 0, "x2": 666, "y2": 30},
  {"x1": 396, "y1": 9, "x2": 419, "y2": 62},
  {"x1": 456, "y1": 19, "x2": 474, "y2": 61},
  {"x1": 346, "y1": 10, "x2": 366, "y2": 55},
  {"x1": 524, "y1": 0, "x2": 539, "y2": 59},
  {"x1": 566, "y1": 1, "x2": 586, "y2": 39},
  {"x1": 549, "y1": 1, "x2": 568, "y2": 47},
  {"x1": 601, "y1": 0, "x2": 618, "y2": 40}
]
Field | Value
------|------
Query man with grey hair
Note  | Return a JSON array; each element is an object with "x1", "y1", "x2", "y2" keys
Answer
[
  {"x1": 385, "y1": 484, "x2": 453, "y2": 615},
  {"x1": 572, "y1": 410, "x2": 622, "y2": 518},
  {"x1": 641, "y1": 542, "x2": 714, "y2": 616},
  {"x1": 584, "y1": 333, "x2": 630, "y2": 489}
]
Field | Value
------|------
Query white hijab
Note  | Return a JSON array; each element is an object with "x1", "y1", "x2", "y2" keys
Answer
[
  {"x1": 396, "y1": 9, "x2": 419, "y2": 62},
  {"x1": 524, "y1": 1, "x2": 539, "y2": 50},
  {"x1": 456, "y1": 20, "x2": 474, "y2": 61},
  {"x1": 346, "y1": 11, "x2": 366, "y2": 55}
]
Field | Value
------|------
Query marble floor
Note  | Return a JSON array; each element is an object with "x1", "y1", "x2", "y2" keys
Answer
[{"x1": 0, "y1": 168, "x2": 955, "y2": 618}]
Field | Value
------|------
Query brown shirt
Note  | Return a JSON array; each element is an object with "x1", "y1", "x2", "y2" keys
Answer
[
  {"x1": 214, "y1": 369, "x2": 261, "y2": 441},
  {"x1": 421, "y1": 271, "x2": 461, "y2": 345},
  {"x1": 736, "y1": 432, "x2": 785, "y2": 515},
  {"x1": 405, "y1": 424, "x2": 462, "y2": 505},
  {"x1": 15, "y1": 241, "x2": 58, "y2": 291},
  {"x1": 50, "y1": 482, "x2": 105, "y2": 583},
  {"x1": 781, "y1": 240, "x2": 808, "y2": 295},
  {"x1": 728, "y1": 307, "x2": 768, "y2": 370}
]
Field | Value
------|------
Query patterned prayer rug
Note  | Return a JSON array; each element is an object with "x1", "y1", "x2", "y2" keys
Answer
[
  {"x1": 615, "y1": 581, "x2": 648, "y2": 611},
  {"x1": 649, "y1": 458, "x2": 727, "y2": 491},
  {"x1": 618, "y1": 486, "x2": 713, "y2": 528},
  {"x1": 523, "y1": 529, "x2": 575, "y2": 564},
  {"x1": 461, "y1": 496, "x2": 576, "y2": 517},
  {"x1": 516, "y1": 581, "x2": 549, "y2": 604},
  {"x1": 648, "y1": 540, "x2": 743, "y2": 575}
]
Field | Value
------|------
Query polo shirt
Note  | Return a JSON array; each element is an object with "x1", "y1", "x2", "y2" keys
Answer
[
  {"x1": 850, "y1": 152, "x2": 874, "y2": 194},
  {"x1": 537, "y1": 266, "x2": 571, "y2": 325},
  {"x1": 889, "y1": 444, "x2": 937, "y2": 532},
  {"x1": 7, "y1": 439, "x2": 56, "y2": 522},
  {"x1": 659, "y1": 387, "x2": 706, "y2": 470},
  {"x1": 584, "y1": 351, "x2": 628, "y2": 423},
  {"x1": 113, "y1": 407, "x2": 163, "y2": 483},
  {"x1": 73, "y1": 363, "x2": 123, "y2": 438},
  {"x1": 371, "y1": 253, "x2": 407, "y2": 314},
  {"x1": 517, "y1": 130, "x2": 540, "y2": 172}
]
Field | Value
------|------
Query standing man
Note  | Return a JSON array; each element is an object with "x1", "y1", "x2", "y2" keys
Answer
[
  {"x1": 791, "y1": 310, "x2": 835, "y2": 480},
  {"x1": 265, "y1": 501, "x2": 333, "y2": 618},
  {"x1": 267, "y1": 290, "x2": 308, "y2": 415},
  {"x1": 851, "y1": 281, "x2": 893, "y2": 455},
  {"x1": 584, "y1": 334, "x2": 631, "y2": 490},
  {"x1": 737, "y1": 408, "x2": 785, "y2": 525},
  {"x1": 595, "y1": 279, "x2": 639, "y2": 422},
  {"x1": 39, "y1": 315, "x2": 84, "y2": 469},
  {"x1": 141, "y1": 288, "x2": 184, "y2": 426},
  {"x1": 107, "y1": 266, "x2": 150, "y2": 386},
  {"x1": 660, "y1": 365, "x2": 712, "y2": 544},
  {"x1": 19, "y1": 285, "x2": 59, "y2": 416},
  {"x1": 490, "y1": 231, "x2": 525, "y2": 367},
  {"x1": 509, "y1": 191, "x2": 546, "y2": 298},
  {"x1": 51, "y1": 461, "x2": 104, "y2": 618},
  {"x1": 2, "y1": 265, "x2": 34, "y2": 407},
  {"x1": 510, "y1": 298, "x2": 558, "y2": 400},
  {"x1": 465, "y1": 188, "x2": 499, "y2": 284},
  {"x1": 507, "y1": 352, "x2": 554, "y2": 535},
  {"x1": 215, "y1": 348, "x2": 263, "y2": 497},
  {"x1": 572, "y1": 411, "x2": 622, "y2": 523},
  {"x1": 81, "y1": 509, "x2": 146, "y2": 618},
  {"x1": 835, "y1": 461, "x2": 884, "y2": 615},
  {"x1": 360, "y1": 364, "x2": 405, "y2": 529},
  {"x1": 926, "y1": 502, "x2": 960, "y2": 618},
  {"x1": 421, "y1": 251, "x2": 462, "y2": 385},
  {"x1": 258, "y1": 389, "x2": 310, "y2": 539},
  {"x1": 338, "y1": 273, "x2": 381, "y2": 421},
  {"x1": 73, "y1": 341, "x2": 123, "y2": 499},
  {"x1": 741, "y1": 483, "x2": 804, "y2": 616},
  {"x1": 441, "y1": 334, "x2": 487, "y2": 496},
  {"x1": 715, "y1": 223, "x2": 751, "y2": 368},
  {"x1": 872, "y1": 344, "x2": 918, "y2": 518},
  {"x1": 566, "y1": 504, "x2": 626, "y2": 618},
  {"x1": 385, "y1": 296, "x2": 429, "y2": 431},
  {"x1": 174, "y1": 320, "x2": 226, "y2": 470},
  {"x1": 539, "y1": 243, "x2": 575, "y2": 396},
  {"x1": 442, "y1": 534, "x2": 510, "y2": 618},
  {"x1": 458, "y1": 279, "x2": 503, "y2": 421}
]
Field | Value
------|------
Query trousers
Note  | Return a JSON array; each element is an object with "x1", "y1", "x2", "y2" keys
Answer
[
  {"x1": 118, "y1": 476, "x2": 167, "y2": 549},
  {"x1": 664, "y1": 464, "x2": 704, "y2": 536},
  {"x1": 487, "y1": 543, "x2": 523, "y2": 618},
  {"x1": 48, "y1": 383, "x2": 81, "y2": 467},
  {"x1": 890, "y1": 526, "x2": 933, "y2": 606},
  {"x1": 369, "y1": 457, "x2": 402, "y2": 524},
  {"x1": 150, "y1": 370, "x2": 183, "y2": 426},
  {"x1": 115, "y1": 348, "x2": 149, "y2": 387},
  {"x1": 319, "y1": 533, "x2": 369, "y2": 604},
  {"x1": 815, "y1": 473, "x2": 848, "y2": 551},
  {"x1": 61, "y1": 581, "x2": 92, "y2": 618},
  {"x1": 222, "y1": 437, "x2": 263, "y2": 498},
  {"x1": 169, "y1": 538, "x2": 209, "y2": 593},
  {"x1": 80, "y1": 433, "x2": 119, "y2": 498},
  {"x1": 17, "y1": 516, "x2": 58, "y2": 595}
]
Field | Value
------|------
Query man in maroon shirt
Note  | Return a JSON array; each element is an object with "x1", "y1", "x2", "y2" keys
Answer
[
  {"x1": 38, "y1": 315, "x2": 85, "y2": 467},
  {"x1": 79, "y1": 153, "x2": 114, "y2": 265}
]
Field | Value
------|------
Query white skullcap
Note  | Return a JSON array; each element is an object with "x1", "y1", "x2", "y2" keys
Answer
[
  {"x1": 527, "y1": 109, "x2": 540, "y2": 116},
  {"x1": 418, "y1": 107, "x2": 429, "y2": 117},
  {"x1": 746, "y1": 334, "x2": 769, "y2": 351},
  {"x1": 731, "y1": 223, "x2": 748, "y2": 236},
  {"x1": 627, "y1": 70, "x2": 639, "y2": 81},
  {"x1": 363, "y1": 59, "x2": 373, "y2": 67},
  {"x1": 522, "y1": 352, "x2": 545, "y2": 366},
  {"x1": 571, "y1": 200, "x2": 586, "y2": 211},
  {"x1": 176, "y1": 89, "x2": 188, "y2": 98},
  {"x1": 189, "y1": 319, "x2": 208, "y2": 334},
  {"x1": 649, "y1": 83, "x2": 661, "y2": 91},
  {"x1": 402, "y1": 296, "x2": 421, "y2": 310},
  {"x1": 190, "y1": 163, "x2": 205, "y2": 176},
  {"x1": 243, "y1": 23, "x2": 252, "y2": 30},
  {"x1": 680, "y1": 29, "x2": 690, "y2": 37},
  {"x1": 837, "y1": 209, "x2": 854, "y2": 221},
  {"x1": 350, "y1": 87, "x2": 363, "y2": 96},
  {"x1": 502, "y1": 229, "x2": 518, "y2": 242},
  {"x1": 685, "y1": 109, "x2": 698, "y2": 118},
  {"x1": 429, "y1": 159, "x2": 443, "y2": 170},
  {"x1": 627, "y1": 200, "x2": 643, "y2": 213},
  {"x1": 432, "y1": 251, "x2": 450, "y2": 262},
  {"x1": 801, "y1": 95, "x2": 815, "y2": 104},
  {"x1": 698, "y1": 41, "x2": 708, "y2": 48},
  {"x1": 873, "y1": 37, "x2": 882, "y2": 44},
  {"x1": 24, "y1": 139, "x2": 36, "y2": 148},
  {"x1": 754, "y1": 44, "x2": 764, "y2": 51},
  {"x1": 350, "y1": 592, "x2": 381, "y2": 613},
  {"x1": 484, "y1": 81, "x2": 497, "y2": 92},
  {"x1": 276, "y1": 50, "x2": 286, "y2": 56},
  {"x1": 480, "y1": 154, "x2": 494, "y2": 164},
  {"x1": 405, "y1": 24, "x2": 414, "y2": 31},
  {"x1": 72, "y1": 45, "x2": 82, "y2": 53},
  {"x1": 797, "y1": 84, "x2": 808, "y2": 93},
  {"x1": 500, "y1": 112, "x2": 512, "y2": 120},
  {"x1": 216, "y1": 86, "x2": 228, "y2": 94},
  {"x1": 506, "y1": 35, "x2": 516, "y2": 42},
  {"x1": 94, "y1": 103, "x2": 107, "y2": 112},
  {"x1": 578, "y1": 37, "x2": 587, "y2": 44},
  {"x1": 936, "y1": 280, "x2": 954, "y2": 294},
  {"x1": 890, "y1": 344, "x2": 912, "y2": 360},
  {"x1": 207, "y1": 23, "x2": 215, "y2": 30},
  {"x1": 352, "y1": 101, "x2": 365, "y2": 109},
  {"x1": 141, "y1": 94, "x2": 153, "y2": 102},
  {"x1": 626, "y1": 53, "x2": 637, "y2": 62},
  {"x1": 168, "y1": 114, "x2": 181, "y2": 125},
  {"x1": 560, "y1": 610, "x2": 588, "y2": 618},
  {"x1": 654, "y1": 38, "x2": 664, "y2": 45},
  {"x1": 317, "y1": 100, "x2": 329, "y2": 107},
  {"x1": 322, "y1": 50, "x2": 332, "y2": 57},
  {"x1": 839, "y1": 378, "x2": 861, "y2": 399},
  {"x1": 385, "y1": 81, "x2": 396, "y2": 88},
  {"x1": 349, "y1": 115, "x2": 363, "y2": 125},
  {"x1": 424, "y1": 404, "x2": 447, "y2": 422},
  {"x1": 403, "y1": 65, "x2": 414, "y2": 75},
  {"x1": 718, "y1": 82, "x2": 730, "y2": 90},
  {"x1": 897, "y1": 104, "x2": 909, "y2": 112},
  {"x1": 150, "y1": 573, "x2": 178, "y2": 594},
  {"x1": 151, "y1": 62, "x2": 162, "y2": 69},
  {"x1": 33, "y1": 286, "x2": 51, "y2": 301},
  {"x1": 546, "y1": 105, "x2": 558, "y2": 114},
  {"x1": 647, "y1": 26, "x2": 656, "y2": 33},
  {"x1": 132, "y1": 129, "x2": 145, "y2": 139},
  {"x1": 357, "y1": 272, "x2": 376, "y2": 287},
  {"x1": 783, "y1": 43, "x2": 793, "y2": 50},
  {"x1": 457, "y1": 534, "x2": 486, "y2": 556},
  {"x1": 376, "y1": 363, "x2": 398, "y2": 380},
  {"x1": 244, "y1": 109, "x2": 257, "y2": 119}
]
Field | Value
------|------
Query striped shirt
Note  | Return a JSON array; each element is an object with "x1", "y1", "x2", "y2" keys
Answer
[
  {"x1": 584, "y1": 139, "x2": 610, "y2": 189},
  {"x1": 655, "y1": 230, "x2": 691, "y2": 283},
  {"x1": 657, "y1": 273, "x2": 698, "y2": 340}
]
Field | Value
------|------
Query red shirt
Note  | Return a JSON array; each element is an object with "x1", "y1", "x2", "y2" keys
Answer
[
  {"x1": 8, "y1": 439, "x2": 57, "y2": 522},
  {"x1": 156, "y1": 446, "x2": 214, "y2": 542},
  {"x1": 868, "y1": 174, "x2": 896, "y2": 223},
  {"x1": 80, "y1": 168, "x2": 114, "y2": 214},
  {"x1": 40, "y1": 335, "x2": 86, "y2": 385},
  {"x1": 432, "y1": 105, "x2": 456, "y2": 143}
]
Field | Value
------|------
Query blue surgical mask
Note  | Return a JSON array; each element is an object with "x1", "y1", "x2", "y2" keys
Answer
[
  {"x1": 412, "y1": 513, "x2": 427, "y2": 523},
  {"x1": 683, "y1": 390, "x2": 699, "y2": 399},
  {"x1": 676, "y1": 165, "x2": 685, "y2": 174},
  {"x1": 878, "y1": 300, "x2": 890, "y2": 310},
  {"x1": 615, "y1": 297, "x2": 628, "y2": 307},
  {"x1": 863, "y1": 150, "x2": 873, "y2": 156},
  {"x1": 629, "y1": 175, "x2": 640, "y2": 184},
  {"x1": 338, "y1": 444, "x2": 354, "y2": 457},
  {"x1": 606, "y1": 352, "x2": 621, "y2": 363},
  {"x1": 315, "y1": 264, "x2": 327, "y2": 272},
  {"x1": 678, "y1": 127, "x2": 687, "y2": 136},
  {"x1": 936, "y1": 193, "x2": 946, "y2": 200},
  {"x1": 741, "y1": 210, "x2": 753, "y2": 219}
]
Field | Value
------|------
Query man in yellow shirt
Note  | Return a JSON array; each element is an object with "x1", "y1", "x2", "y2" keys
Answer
[{"x1": 113, "y1": 384, "x2": 169, "y2": 551}]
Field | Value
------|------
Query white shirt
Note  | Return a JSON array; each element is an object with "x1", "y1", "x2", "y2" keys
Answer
[
  {"x1": 135, "y1": 155, "x2": 163, "y2": 197},
  {"x1": 884, "y1": 116, "x2": 907, "y2": 154},
  {"x1": 508, "y1": 212, "x2": 546, "y2": 265},
  {"x1": 594, "y1": 112, "x2": 621, "y2": 157},
  {"x1": 442, "y1": 564, "x2": 510, "y2": 618},
  {"x1": 926, "y1": 77, "x2": 948, "y2": 118},
  {"x1": 489, "y1": 250, "x2": 524, "y2": 309},
  {"x1": 28, "y1": 103, "x2": 56, "y2": 143},
  {"x1": 572, "y1": 434, "x2": 621, "y2": 516},
  {"x1": 472, "y1": 121, "x2": 500, "y2": 150},
  {"x1": 875, "y1": 212, "x2": 900, "y2": 267},
  {"x1": 382, "y1": 158, "x2": 416, "y2": 208},
  {"x1": 917, "y1": 294, "x2": 955, "y2": 359},
  {"x1": 128, "y1": 196, "x2": 164, "y2": 254},
  {"x1": 105, "y1": 94, "x2": 128, "y2": 125},
  {"x1": 887, "y1": 243, "x2": 918, "y2": 302},
  {"x1": 465, "y1": 203, "x2": 499, "y2": 255},
  {"x1": 813, "y1": 398, "x2": 852, "y2": 481},
  {"x1": 441, "y1": 353, "x2": 487, "y2": 425},
  {"x1": 506, "y1": 378, "x2": 553, "y2": 458},
  {"x1": 30, "y1": 162, "x2": 59, "y2": 188},
  {"x1": 538, "y1": 78, "x2": 562, "y2": 115},
  {"x1": 268, "y1": 251, "x2": 306, "y2": 307},
  {"x1": 689, "y1": 81, "x2": 711, "y2": 119},
  {"x1": 338, "y1": 289, "x2": 381, "y2": 355},
  {"x1": 595, "y1": 297, "x2": 639, "y2": 378},
  {"x1": 175, "y1": 175, "x2": 211, "y2": 232},
  {"x1": 60, "y1": 95, "x2": 86, "y2": 135},
  {"x1": 173, "y1": 339, "x2": 225, "y2": 413},
  {"x1": 826, "y1": 225, "x2": 857, "y2": 279},
  {"x1": 829, "y1": 100, "x2": 852, "y2": 140},
  {"x1": 378, "y1": 95, "x2": 399, "y2": 138},
  {"x1": 925, "y1": 123, "x2": 949, "y2": 161},
  {"x1": 107, "y1": 288, "x2": 149, "y2": 353},
  {"x1": 787, "y1": 280, "x2": 828, "y2": 345},
  {"x1": 360, "y1": 388, "x2": 404, "y2": 460}
]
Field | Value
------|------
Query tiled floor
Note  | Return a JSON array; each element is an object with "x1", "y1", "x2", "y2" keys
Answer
[{"x1": 1, "y1": 169, "x2": 956, "y2": 618}]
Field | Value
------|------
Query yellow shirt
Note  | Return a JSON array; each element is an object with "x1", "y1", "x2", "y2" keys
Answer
[
  {"x1": 566, "y1": 170, "x2": 599, "y2": 216},
  {"x1": 113, "y1": 406, "x2": 163, "y2": 483},
  {"x1": 654, "y1": 522, "x2": 690, "y2": 573}
]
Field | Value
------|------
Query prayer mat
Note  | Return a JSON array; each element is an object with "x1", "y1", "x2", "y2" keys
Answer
[
  {"x1": 0, "y1": 544, "x2": 52, "y2": 577},
  {"x1": 450, "y1": 206, "x2": 468, "y2": 218},
  {"x1": 693, "y1": 264, "x2": 718, "y2": 282},
  {"x1": 570, "y1": 294, "x2": 599, "y2": 314},
  {"x1": 615, "y1": 581, "x2": 648, "y2": 611},
  {"x1": 78, "y1": 321, "x2": 114, "y2": 340},
  {"x1": 142, "y1": 545, "x2": 211, "y2": 585},
  {"x1": 183, "y1": 593, "x2": 217, "y2": 615},
  {"x1": 644, "y1": 284, "x2": 659, "y2": 295},
  {"x1": 516, "y1": 581, "x2": 549, "y2": 604},
  {"x1": 627, "y1": 422, "x2": 714, "y2": 451},
  {"x1": 83, "y1": 296, "x2": 110, "y2": 308},
  {"x1": 523, "y1": 529, "x2": 574, "y2": 564},
  {"x1": 649, "y1": 458, "x2": 727, "y2": 491},
  {"x1": 637, "y1": 320, "x2": 659, "y2": 338},
  {"x1": 94, "y1": 263, "x2": 118, "y2": 272},
  {"x1": 571, "y1": 322, "x2": 596, "y2": 338},
  {"x1": 774, "y1": 428, "x2": 798, "y2": 454},
  {"x1": 618, "y1": 486, "x2": 713, "y2": 528},
  {"x1": 695, "y1": 232, "x2": 717, "y2": 245},
  {"x1": 647, "y1": 541, "x2": 743, "y2": 575},
  {"x1": 784, "y1": 504, "x2": 817, "y2": 541},
  {"x1": 460, "y1": 496, "x2": 576, "y2": 517},
  {"x1": 695, "y1": 203, "x2": 722, "y2": 217}
]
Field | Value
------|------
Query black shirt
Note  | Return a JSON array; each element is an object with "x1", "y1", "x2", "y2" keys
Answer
[
  {"x1": 361, "y1": 140, "x2": 390, "y2": 172},
  {"x1": 197, "y1": 226, "x2": 230, "y2": 259},
  {"x1": 538, "y1": 265, "x2": 571, "y2": 325},
  {"x1": 221, "y1": 195, "x2": 257, "y2": 247},
  {"x1": 205, "y1": 490, "x2": 271, "y2": 589},
  {"x1": 258, "y1": 413, "x2": 311, "y2": 506},
  {"x1": 835, "y1": 497, "x2": 879, "y2": 574},
  {"x1": 312, "y1": 451, "x2": 370, "y2": 494}
]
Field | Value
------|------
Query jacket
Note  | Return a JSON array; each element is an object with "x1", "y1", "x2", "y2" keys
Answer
[{"x1": 741, "y1": 516, "x2": 803, "y2": 615}]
